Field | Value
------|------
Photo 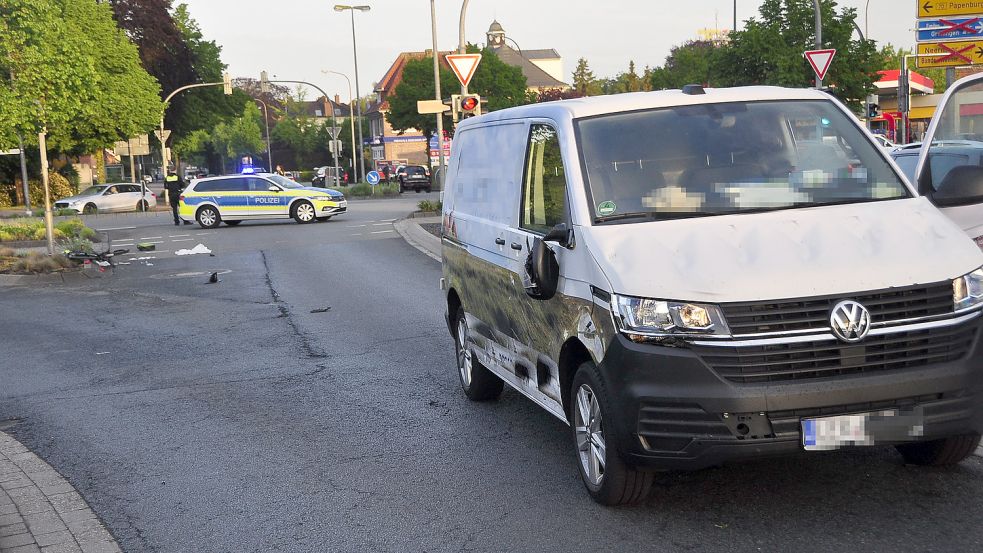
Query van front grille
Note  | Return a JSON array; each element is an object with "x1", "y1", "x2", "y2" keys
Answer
[
  {"x1": 720, "y1": 282, "x2": 955, "y2": 336},
  {"x1": 694, "y1": 324, "x2": 977, "y2": 384}
]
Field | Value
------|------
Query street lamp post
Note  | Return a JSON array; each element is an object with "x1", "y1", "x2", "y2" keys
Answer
[
  {"x1": 321, "y1": 70, "x2": 357, "y2": 182},
  {"x1": 254, "y1": 99, "x2": 273, "y2": 171},
  {"x1": 334, "y1": 4, "x2": 370, "y2": 183},
  {"x1": 459, "y1": 0, "x2": 470, "y2": 95},
  {"x1": 429, "y1": 0, "x2": 446, "y2": 188}
]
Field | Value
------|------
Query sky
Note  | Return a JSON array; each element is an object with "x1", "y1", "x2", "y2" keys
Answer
[{"x1": 177, "y1": 0, "x2": 916, "y2": 99}]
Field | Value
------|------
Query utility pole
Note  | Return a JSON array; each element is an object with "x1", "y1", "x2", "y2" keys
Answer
[
  {"x1": 814, "y1": 0, "x2": 823, "y2": 90},
  {"x1": 459, "y1": 0, "x2": 470, "y2": 95},
  {"x1": 17, "y1": 135, "x2": 30, "y2": 214},
  {"x1": 38, "y1": 130, "x2": 54, "y2": 255},
  {"x1": 430, "y1": 0, "x2": 446, "y2": 188}
]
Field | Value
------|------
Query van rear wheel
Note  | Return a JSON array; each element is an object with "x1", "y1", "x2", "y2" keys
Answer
[
  {"x1": 571, "y1": 361, "x2": 653, "y2": 506},
  {"x1": 454, "y1": 307, "x2": 503, "y2": 401},
  {"x1": 896, "y1": 433, "x2": 981, "y2": 466}
]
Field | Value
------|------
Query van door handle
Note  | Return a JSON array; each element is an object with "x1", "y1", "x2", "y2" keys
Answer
[
  {"x1": 510, "y1": 242, "x2": 523, "y2": 251},
  {"x1": 495, "y1": 238, "x2": 506, "y2": 246}
]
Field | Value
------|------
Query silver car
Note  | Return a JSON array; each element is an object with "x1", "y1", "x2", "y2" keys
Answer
[{"x1": 55, "y1": 184, "x2": 158, "y2": 214}]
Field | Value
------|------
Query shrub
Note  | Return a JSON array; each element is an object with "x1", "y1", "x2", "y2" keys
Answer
[
  {"x1": 298, "y1": 170, "x2": 314, "y2": 182},
  {"x1": 55, "y1": 219, "x2": 97, "y2": 241},
  {"x1": 347, "y1": 183, "x2": 400, "y2": 198},
  {"x1": 0, "y1": 217, "x2": 97, "y2": 243},
  {"x1": 418, "y1": 200, "x2": 442, "y2": 212},
  {"x1": 27, "y1": 172, "x2": 74, "y2": 204}
]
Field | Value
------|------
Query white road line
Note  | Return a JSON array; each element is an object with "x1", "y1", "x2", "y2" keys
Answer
[
  {"x1": 351, "y1": 233, "x2": 363, "y2": 236},
  {"x1": 379, "y1": 218, "x2": 397, "y2": 222},
  {"x1": 168, "y1": 234, "x2": 190, "y2": 238},
  {"x1": 139, "y1": 236, "x2": 162, "y2": 240},
  {"x1": 371, "y1": 230, "x2": 395, "y2": 234},
  {"x1": 96, "y1": 226, "x2": 136, "y2": 231},
  {"x1": 347, "y1": 224, "x2": 367, "y2": 228},
  {"x1": 371, "y1": 223, "x2": 391, "y2": 226},
  {"x1": 195, "y1": 232, "x2": 211, "y2": 236},
  {"x1": 171, "y1": 238, "x2": 194, "y2": 242}
]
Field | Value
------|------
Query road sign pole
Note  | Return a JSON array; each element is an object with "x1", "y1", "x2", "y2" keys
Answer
[
  {"x1": 814, "y1": 0, "x2": 823, "y2": 89},
  {"x1": 430, "y1": 0, "x2": 446, "y2": 189}
]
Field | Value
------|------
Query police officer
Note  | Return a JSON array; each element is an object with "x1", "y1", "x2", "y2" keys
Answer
[{"x1": 164, "y1": 173, "x2": 187, "y2": 226}]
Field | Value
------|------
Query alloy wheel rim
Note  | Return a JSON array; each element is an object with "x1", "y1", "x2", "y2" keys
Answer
[
  {"x1": 298, "y1": 203, "x2": 315, "y2": 221},
  {"x1": 575, "y1": 384, "x2": 606, "y2": 486},
  {"x1": 457, "y1": 318, "x2": 472, "y2": 387},
  {"x1": 201, "y1": 210, "x2": 216, "y2": 226}
]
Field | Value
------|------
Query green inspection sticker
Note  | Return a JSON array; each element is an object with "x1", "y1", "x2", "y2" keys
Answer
[{"x1": 597, "y1": 201, "x2": 617, "y2": 216}]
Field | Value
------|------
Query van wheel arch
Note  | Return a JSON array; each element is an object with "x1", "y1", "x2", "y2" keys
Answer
[
  {"x1": 446, "y1": 288, "x2": 462, "y2": 336},
  {"x1": 558, "y1": 337, "x2": 595, "y2": 422}
]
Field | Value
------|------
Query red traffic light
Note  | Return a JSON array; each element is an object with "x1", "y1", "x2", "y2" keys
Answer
[{"x1": 460, "y1": 96, "x2": 479, "y2": 111}]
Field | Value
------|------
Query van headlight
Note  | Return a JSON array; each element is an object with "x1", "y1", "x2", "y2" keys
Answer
[
  {"x1": 612, "y1": 294, "x2": 730, "y2": 338},
  {"x1": 954, "y1": 268, "x2": 983, "y2": 311}
]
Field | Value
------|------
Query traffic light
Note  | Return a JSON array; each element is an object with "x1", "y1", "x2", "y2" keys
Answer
[
  {"x1": 459, "y1": 94, "x2": 481, "y2": 118},
  {"x1": 223, "y1": 72, "x2": 232, "y2": 95},
  {"x1": 868, "y1": 104, "x2": 880, "y2": 119}
]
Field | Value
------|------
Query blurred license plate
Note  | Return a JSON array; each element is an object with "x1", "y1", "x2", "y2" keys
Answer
[{"x1": 802, "y1": 410, "x2": 897, "y2": 451}]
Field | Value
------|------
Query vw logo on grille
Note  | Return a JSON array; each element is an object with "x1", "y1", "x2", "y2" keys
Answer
[{"x1": 830, "y1": 300, "x2": 871, "y2": 343}]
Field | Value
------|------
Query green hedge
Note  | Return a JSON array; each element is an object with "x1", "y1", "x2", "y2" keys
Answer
[{"x1": 347, "y1": 183, "x2": 401, "y2": 198}]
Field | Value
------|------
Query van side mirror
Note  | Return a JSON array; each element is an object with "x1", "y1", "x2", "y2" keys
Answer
[
  {"x1": 543, "y1": 223, "x2": 571, "y2": 248},
  {"x1": 524, "y1": 238, "x2": 559, "y2": 300},
  {"x1": 932, "y1": 165, "x2": 983, "y2": 207}
]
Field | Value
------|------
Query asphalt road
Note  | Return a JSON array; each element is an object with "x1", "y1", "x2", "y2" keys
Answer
[{"x1": 2, "y1": 194, "x2": 983, "y2": 552}]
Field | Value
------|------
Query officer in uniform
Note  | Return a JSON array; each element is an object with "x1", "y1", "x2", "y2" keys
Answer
[{"x1": 164, "y1": 173, "x2": 188, "y2": 225}]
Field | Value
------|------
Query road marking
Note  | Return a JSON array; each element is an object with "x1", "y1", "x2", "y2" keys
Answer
[
  {"x1": 96, "y1": 226, "x2": 136, "y2": 231},
  {"x1": 169, "y1": 234, "x2": 190, "y2": 238},
  {"x1": 371, "y1": 230, "x2": 394, "y2": 234},
  {"x1": 347, "y1": 224, "x2": 367, "y2": 228},
  {"x1": 114, "y1": 243, "x2": 135, "y2": 247},
  {"x1": 372, "y1": 223, "x2": 391, "y2": 226},
  {"x1": 379, "y1": 218, "x2": 397, "y2": 222},
  {"x1": 139, "y1": 236, "x2": 162, "y2": 240},
  {"x1": 195, "y1": 232, "x2": 211, "y2": 236},
  {"x1": 171, "y1": 238, "x2": 194, "y2": 242},
  {"x1": 351, "y1": 233, "x2": 363, "y2": 236}
]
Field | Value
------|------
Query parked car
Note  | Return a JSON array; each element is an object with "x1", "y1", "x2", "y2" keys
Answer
[
  {"x1": 179, "y1": 173, "x2": 346, "y2": 228},
  {"x1": 871, "y1": 133, "x2": 897, "y2": 151},
  {"x1": 441, "y1": 84, "x2": 983, "y2": 505},
  {"x1": 398, "y1": 165, "x2": 432, "y2": 192},
  {"x1": 312, "y1": 166, "x2": 348, "y2": 187},
  {"x1": 55, "y1": 184, "x2": 158, "y2": 214}
]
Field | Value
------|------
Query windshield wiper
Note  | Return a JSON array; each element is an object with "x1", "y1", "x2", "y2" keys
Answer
[{"x1": 594, "y1": 211, "x2": 658, "y2": 223}]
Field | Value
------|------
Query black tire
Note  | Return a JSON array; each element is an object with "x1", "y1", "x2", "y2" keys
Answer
[
  {"x1": 415, "y1": 188, "x2": 422, "y2": 193},
  {"x1": 195, "y1": 205, "x2": 221, "y2": 229},
  {"x1": 453, "y1": 306, "x2": 503, "y2": 401},
  {"x1": 425, "y1": 188, "x2": 432, "y2": 193},
  {"x1": 570, "y1": 361, "x2": 654, "y2": 506},
  {"x1": 896, "y1": 434, "x2": 981, "y2": 466},
  {"x1": 224, "y1": 220, "x2": 242, "y2": 226},
  {"x1": 83, "y1": 203, "x2": 98, "y2": 215},
  {"x1": 136, "y1": 200, "x2": 149, "y2": 212}
]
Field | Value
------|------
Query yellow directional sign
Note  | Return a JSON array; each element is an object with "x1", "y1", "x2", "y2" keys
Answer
[
  {"x1": 917, "y1": 40, "x2": 983, "y2": 67},
  {"x1": 919, "y1": 1, "x2": 983, "y2": 18}
]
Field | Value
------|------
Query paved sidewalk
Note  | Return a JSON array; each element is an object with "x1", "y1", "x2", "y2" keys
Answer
[
  {"x1": 0, "y1": 432, "x2": 120, "y2": 553},
  {"x1": 394, "y1": 215, "x2": 440, "y2": 262}
]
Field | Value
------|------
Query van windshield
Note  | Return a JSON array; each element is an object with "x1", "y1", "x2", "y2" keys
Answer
[{"x1": 576, "y1": 100, "x2": 910, "y2": 223}]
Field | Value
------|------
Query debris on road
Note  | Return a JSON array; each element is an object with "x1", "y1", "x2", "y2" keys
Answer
[
  {"x1": 310, "y1": 307, "x2": 331, "y2": 313},
  {"x1": 175, "y1": 244, "x2": 212, "y2": 256}
]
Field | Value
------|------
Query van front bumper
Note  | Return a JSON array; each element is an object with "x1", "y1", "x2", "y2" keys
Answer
[{"x1": 598, "y1": 318, "x2": 983, "y2": 471}]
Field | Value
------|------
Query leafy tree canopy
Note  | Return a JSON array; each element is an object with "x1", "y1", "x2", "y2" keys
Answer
[
  {"x1": 0, "y1": 0, "x2": 162, "y2": 152},
  {"x1": 712, "y1": 0, "x2": 880, "y2": 111},
  {"x1": 649, "y1": 41, "x2": 720, "y2": 90}
]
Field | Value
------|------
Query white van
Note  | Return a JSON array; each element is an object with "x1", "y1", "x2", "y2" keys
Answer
[{"x1": 440, "y1": 85, "x2": 983, "y2": 505}]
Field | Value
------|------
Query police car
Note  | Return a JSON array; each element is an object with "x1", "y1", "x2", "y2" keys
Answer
[{"x1": 178, "y1": 173, "x2": 347, "y2": 228}]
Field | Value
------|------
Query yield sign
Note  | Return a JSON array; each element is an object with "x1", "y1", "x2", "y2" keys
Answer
[
  {"x1": 445, "y1": 54, "x2": 482, "y2": 87},
  {"x1": 804, "y1": 49, "x2": 836, "y2": 81}
]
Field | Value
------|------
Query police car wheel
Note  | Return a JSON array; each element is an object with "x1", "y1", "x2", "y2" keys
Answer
[
  {"x1": 292, "y1": 201, "x2": 316, "y2": 224},
  {"x1": 196, "y1": 206, "x2": 220, "y2": 229}
]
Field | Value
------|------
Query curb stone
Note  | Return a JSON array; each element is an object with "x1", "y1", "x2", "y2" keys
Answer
[
  {"x1": 0, "y1": 431, "x2": 121, "y2": 553},
  {"x1": 394, "y1": 216, "x2": 441, "y2": 262}
]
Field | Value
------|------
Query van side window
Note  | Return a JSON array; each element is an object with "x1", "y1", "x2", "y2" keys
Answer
[{"x1": 521, "y1": 124, "x2": 567, "y2": 234}]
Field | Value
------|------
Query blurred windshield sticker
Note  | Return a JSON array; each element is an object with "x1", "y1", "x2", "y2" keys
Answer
[{"x1": 597, "y1": 201, "x2": 617, "y2": 216}]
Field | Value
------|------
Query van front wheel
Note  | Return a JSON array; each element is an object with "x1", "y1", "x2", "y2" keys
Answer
[
  {"x1": 454, "y1": 307, "x2": 503, "y2": 401},
  {"x1": 571, "y1": 361, "x2": 653, "y2": 506},
  {"x1": 896, "y1": 433, "x2": 981, "y2": 466}
]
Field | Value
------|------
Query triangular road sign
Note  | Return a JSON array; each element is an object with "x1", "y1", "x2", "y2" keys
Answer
[
  {"x1": 804, "y1": 49, "x2": 836, "y2": 81},
  {"x1": 445, "y1": 54, "x2": 482, "y2": 87},
  {"x1": 327, "y1": 126, "x2": 342, "y2": 139}
]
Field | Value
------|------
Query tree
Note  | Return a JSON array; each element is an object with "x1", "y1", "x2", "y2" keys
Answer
[
  {"x1": 0, "y1": 0, "x2": 162, "y2": 153},
  {"x1": 712, "y1": 0, "x2": 880, "y2": 111},
  {"x1": 571, "y1": 58, "x2": 600, "y2": 96},
  {"x1": 386, "y1": 56, "x2": 460, "y2": 142},
  {"x1": 210, "y1": 103, "x2": 265, "y2": 172},
  {"x1": 605, "y1": 61, "x2": 651, "y2": 94},
  {"x1": 879, "y1": 44, "x2": 946, "y2": 93},
  {"x1": 649, "y1": 40, "x2": 721, "y2": 90},
  {"x1": 467, "y1": 45, "x2": 528, "y2": 111}
]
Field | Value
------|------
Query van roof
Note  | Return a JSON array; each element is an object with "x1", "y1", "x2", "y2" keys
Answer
[{"x1": 460, "y1": 86, "x2": 830, "y2": 127}]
